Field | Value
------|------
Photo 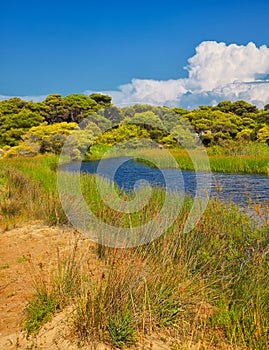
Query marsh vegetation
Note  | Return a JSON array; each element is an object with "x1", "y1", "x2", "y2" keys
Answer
[{"x1": 0, "y1": 155, "x2": 268, "y2": 349}]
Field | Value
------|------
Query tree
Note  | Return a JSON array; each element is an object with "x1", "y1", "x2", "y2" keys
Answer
[
  {"x1": 104, "y1": 106, "x2": 123, "y2": 125},
  {"x1": 172, "y1": 107, "x2": 189, "y2": 115},
  {"x1": 64, "y1": 94, "x2": 98, "y2": 122},
  {"x1": 96, "y1": 124, "x2": 150, "y2": 146},
  {"x1": 127, "y1": 111, "x2": 167, "y2": 142},
  {"x1": 184, "y1": 110, "x2": 214, "y2": 136},
  {"x1": 257, "y1": 126, "x2": 269, "y2": 145},
  {"x1": 89, "y1": 93, "x2": 112, "y2": 107},
  {"x1": 236, "y1": 128, "x2": 254, "y2": 141},
  {"x1": 241, "y1": 117, "x2": 257, "y2": 129},
  {"x1": 41, "y1": 94, "x2": 69, "y2": 123},
  {"x1": 256, "y1": 111, "x2": 269, "y2": 126},
  {"x1": 162, "y1": 110, "x2": 188, "y2": 131},
  {"x1": 216, "y1": 100, "x2": 233, "y2": 113},
  {"x1": 171, "y1": 124, "x2": 198, "y2": 148},
  {"x1": 80, "y1": 112, "x2": 112, "y2": 131},
  {"x1": 184, "y1": 109, "x2": 245, "y2": 145},
  {"x1": 0, "y1": 97, "x2": 29, "y2": 115},
  {"x1": 23, "y1": 122, "x2": 78, "y2": 154},
  {"x1": 66, "y1": 122, "x2": 102, "y2": 159},
  {"x1": 211, "y1": 113, "x2": 241, "y2": 136},
  {"x1": 130, "y1": 111, "x2": 163, "y2": 129},
  {"x1": 216, "y1": 100, "x2": 259, "y2": 115},
  {"x1": 230, "y1": 100, "x2": 259, "y2": 116},
  {"x1": 124, "y1": 104, "x2": 154, "y2": 117},
  {"x1": 0, "y1": 110, "x2": 44, "y2": 146}
]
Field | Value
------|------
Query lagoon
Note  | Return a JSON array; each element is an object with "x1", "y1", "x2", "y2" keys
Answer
[{"x1": 61, "y1": 156, "x2": 269, "y2": 210}]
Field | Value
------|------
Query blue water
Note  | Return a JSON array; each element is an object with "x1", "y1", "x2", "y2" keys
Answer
[{"x1": 61, "y1": 157, "x2": 269, "y2": 209}]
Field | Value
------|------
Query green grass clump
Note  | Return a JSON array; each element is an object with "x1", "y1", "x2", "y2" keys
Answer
[
  {"x1": 17, "y1": 256, "x2": 29, "y2": 263},
  {"x1": 107, "y1": 309, "x2": 138, "y2": 348},
  {"x1": 25, "y1": 292, "x2": 59, "y2": 336},
  {"x1": 0, "y1": 263, "x2": 9, "y2": 269}
]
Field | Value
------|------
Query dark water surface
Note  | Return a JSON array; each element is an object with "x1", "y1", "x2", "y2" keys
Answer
[{"x1": 61, "y1": 157, "x2": 269, "y2": 210}]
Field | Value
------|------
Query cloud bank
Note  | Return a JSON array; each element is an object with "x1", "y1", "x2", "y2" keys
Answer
[{"x1": 86, "y1": 41, "x2": 269, "y2": 109}]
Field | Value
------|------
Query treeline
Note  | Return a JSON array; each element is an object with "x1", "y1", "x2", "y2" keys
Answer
[{"x1": 0, "y1": 93, "x2": 269, "y2": 158}]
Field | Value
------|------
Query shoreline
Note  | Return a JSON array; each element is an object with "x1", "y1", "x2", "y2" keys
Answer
[{"x1": 82, "y1": 147, "x2": 269, "y2": 176}]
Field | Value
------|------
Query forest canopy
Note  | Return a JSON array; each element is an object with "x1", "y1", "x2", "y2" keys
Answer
[{"x1": 0, "y1": 93, "x2": 268, "y2": 159}]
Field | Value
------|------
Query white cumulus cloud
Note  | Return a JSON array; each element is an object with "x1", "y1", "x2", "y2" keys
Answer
[
  {"x1": 95, "y1": 79, "x2": 187, "y2": 107},
  {"x1": 87, "y1": 41, "x2": 269, "y2": 109},
  {"x1": 185, "y1": 41, "x2": 269, "y2": 91}
]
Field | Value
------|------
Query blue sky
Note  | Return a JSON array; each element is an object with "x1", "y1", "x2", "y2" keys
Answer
[{"x1": 1, "y1": 0, "x2": 269, "y2": 108}]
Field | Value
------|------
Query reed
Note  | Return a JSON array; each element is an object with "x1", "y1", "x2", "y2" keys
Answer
[
  {"x1": 133, "y1": 148, "x2": 269, "y2": 175},
  {"x1": 86, "y1": 146, "x2": 269, "y2": 175}
]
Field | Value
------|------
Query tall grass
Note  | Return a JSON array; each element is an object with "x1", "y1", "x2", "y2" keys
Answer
[
  {"x1": 138, "y1": 148, "x2": 269, "y2": 175},
  {"x1": 72, "y1": 195, "x2": 268, "y2": 349},
  {"x1": 0, "y1": 155, "x2": 268, "y2": 348},
  {"x1": 207, "y1": 141, "x2": 269, "y2": 157},
  {"x1": 0, "y1": 155, "x2": 67, "y2": 229},
  {"x1": 88, "y1": 144, "x2": 269, "y2": 175},
  {"x1": 208, "y1": 155, "x2": 269, "y2": 175}
]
